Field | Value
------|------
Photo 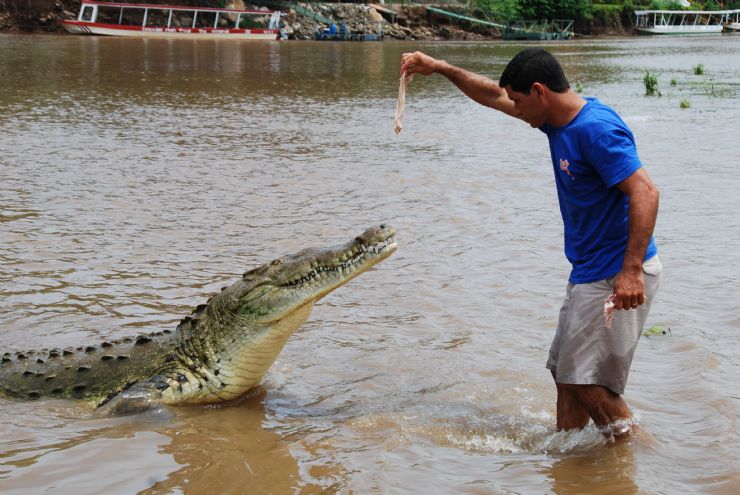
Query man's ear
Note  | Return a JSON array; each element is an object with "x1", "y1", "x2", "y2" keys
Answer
[{"x1": 532, "y1": 82, "x2": 546, "y2": 98}]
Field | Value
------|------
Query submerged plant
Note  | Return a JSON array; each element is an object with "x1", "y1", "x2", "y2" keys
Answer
[
  {"x1": 703, "y1": 80, "x2": 736, "y2": 98},
  {"x1": 670, "y1": 78, "x2": 677, "y2": 86},
  {"x1": 680, "y1": 98, "x2": 691, "y2": 109},
  {"x1": 644, "y1": 71, "x2": 660, "y2": 96},
  {"x1": 574, "y1": 81, "x2": 584, "y2": 93},
  {"x1": 694, "y1": 64, "x2": 705, "y2": 75}
]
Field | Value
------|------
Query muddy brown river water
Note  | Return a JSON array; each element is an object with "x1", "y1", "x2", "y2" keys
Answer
[{"x1": 1, "y1": 33, "x2": 739, "y2": 494}]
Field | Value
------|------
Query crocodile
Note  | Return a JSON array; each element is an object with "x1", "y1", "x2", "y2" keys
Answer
[{"x1": 0, "y1": 225, "x2": 396, "y2": 414}]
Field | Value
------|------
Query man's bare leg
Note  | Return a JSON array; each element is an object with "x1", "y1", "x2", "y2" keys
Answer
[
  {"x1": 555, "y1": 383, "x2": 590, "y2": 430},
  {"x1": 552, "y1": 369, "x2": 632, "y2": 439},
  {"x1": 552, "y1": 369, "x2": 589, "y2": 430},
  {"x1": 570, "y1": 384, "x2": 633, "y2": 440}
]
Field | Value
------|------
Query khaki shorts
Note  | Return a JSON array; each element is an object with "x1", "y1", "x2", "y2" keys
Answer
[{"x1": 546, "y1": 255, "x2": 663, "y2": 395}]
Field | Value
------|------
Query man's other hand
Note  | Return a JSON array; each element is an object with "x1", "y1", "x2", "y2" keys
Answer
[{"x1": 612, "y1": 269, "x2": 646, "y2": 310}]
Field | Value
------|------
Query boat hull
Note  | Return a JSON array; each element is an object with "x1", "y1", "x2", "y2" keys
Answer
[
  {"x1": 726, "y1": 22, "x2": 740, "y2": 31},
  {"x1": 60, "y1": 20, "x2": 279, "y2": 39},
  {"x1": 635, "y1": 25, "x2": 724, "y2": 34}
]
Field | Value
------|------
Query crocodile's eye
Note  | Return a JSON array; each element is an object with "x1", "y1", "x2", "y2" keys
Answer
[{"x1": 270, "y1": 259, "x2": 282, "y2": 266}]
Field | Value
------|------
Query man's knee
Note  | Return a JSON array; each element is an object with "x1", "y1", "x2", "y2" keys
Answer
[
  {"x1": 557, "y1": 383, "x2": 614, "y2": 402},
  {"x1": 575, "y1": 383, "x2": 618, "y2": 400}
]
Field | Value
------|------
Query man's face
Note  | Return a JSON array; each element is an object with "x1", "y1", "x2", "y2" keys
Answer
[{"x1": 505, "y1": 85, "x2": 547, "y2": 128}]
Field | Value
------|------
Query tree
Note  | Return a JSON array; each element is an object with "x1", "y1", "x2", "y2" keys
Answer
[
  {"x1": 472, "y1": 0, "x2": 520, "y2": 20},
  {"x1": 518, "y1": 0, "x2": 591, "y2": 20}
]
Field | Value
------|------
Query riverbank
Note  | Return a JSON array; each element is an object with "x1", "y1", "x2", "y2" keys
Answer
[{"x1": 0, "y1": 0, "x2": 637, "y2": 38}]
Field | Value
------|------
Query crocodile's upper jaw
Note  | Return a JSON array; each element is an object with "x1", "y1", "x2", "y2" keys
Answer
[{"x1": 222, "y1": 224, "x2": 397, "y2": 325}]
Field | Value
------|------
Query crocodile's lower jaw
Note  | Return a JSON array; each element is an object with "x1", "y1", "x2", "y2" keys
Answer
[{"x1": 162, "y1": 303, "x2": 315, "y2": 405}]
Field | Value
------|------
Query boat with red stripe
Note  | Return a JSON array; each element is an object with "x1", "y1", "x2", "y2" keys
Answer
[{"x1": 59, "y1": 1, "x2": 284, "y2": 39}]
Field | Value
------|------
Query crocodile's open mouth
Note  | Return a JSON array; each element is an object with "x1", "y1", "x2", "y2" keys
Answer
[
  {"x1": 282, "y1": 232, "x2": 397, "y2": 288},
  {"x1": 234, "y1": 224, "x2": 397, "y2": 324}
]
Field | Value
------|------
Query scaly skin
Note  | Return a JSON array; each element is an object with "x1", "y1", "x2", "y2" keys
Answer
[{"x1": 0, "y1": 225, "x2": 396, "y2": 413}]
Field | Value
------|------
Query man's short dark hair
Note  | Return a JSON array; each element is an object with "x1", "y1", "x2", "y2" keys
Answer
[{"x1": 499, "y1": 48, "x2": 570, "y2": 94}]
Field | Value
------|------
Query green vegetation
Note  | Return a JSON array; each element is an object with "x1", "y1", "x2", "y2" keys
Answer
[
  {"x1": 517, "y1": 0, "x2": 591, "y2": 19},
  {"x1": 702, "y1": 0, "x2": 725, "y2": 10},
  {"x1": 701, "y1": 80, "x2": 736, "y2": 97},
  {"x1": 680, "y1": 98, "x2": 691, "y2": 109},
  {"x1": 472, "y1": 0, "x2": 520, "y2": 19},
  {"x1": 574, "y1": 81, "x2": 584, "y2": 93},
  {"x1": 644, "y1": 71, "x2": 660, "y2": 96},
  {"x1": 670, "y1": 78, "x2": 677, "y2": 86},
  {"x1": 694, "y1": 64, "x2": 705, "y2": 76},
  {"x1": 470, "y1": 0, "x2": 594, "y2": 21}
]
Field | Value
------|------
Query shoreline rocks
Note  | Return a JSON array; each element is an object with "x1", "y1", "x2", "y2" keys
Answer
[{"x1": 285, "y1": 3, "x2": 506, "y2": 40}]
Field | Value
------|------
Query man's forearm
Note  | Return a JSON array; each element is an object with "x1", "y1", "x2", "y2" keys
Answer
[
  {"x1": 612, "y1": 168, "x2": 659, "y2": 309},
  {"x1": 434, "y1": 61, "x2": 507, "y2": 108},
  {"x1": 417, "y1": 58, "x2": 514, "y2": 116},
  {"x1": 622, "y1": 185, "x2": 659, "y2": 272}
]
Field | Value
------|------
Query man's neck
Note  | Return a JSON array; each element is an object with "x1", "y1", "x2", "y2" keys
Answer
[{"x1": 547, "y1": 91, "x2": 587, "y2": 128}]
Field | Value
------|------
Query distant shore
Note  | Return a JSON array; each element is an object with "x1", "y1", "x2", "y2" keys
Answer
[{"x1": 0, "y1": 1, "x2": 636, "y2": 39}]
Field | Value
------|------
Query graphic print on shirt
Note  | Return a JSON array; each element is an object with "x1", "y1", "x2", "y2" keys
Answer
[{"x1": 559, "y1": 158, "x2": 575, "y2": 180}]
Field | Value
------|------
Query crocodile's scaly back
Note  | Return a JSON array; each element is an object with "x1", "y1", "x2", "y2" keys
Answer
[
  {"x1": 0, "y1": 331, "x2": 179, "y2": 406},
  {"x1": 0, "y1": 225, "x2": 397, "y2": 411}
]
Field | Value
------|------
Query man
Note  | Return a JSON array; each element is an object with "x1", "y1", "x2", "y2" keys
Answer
[{"x1": 400, "y1": 48, "x2": 661, "y2": 439}]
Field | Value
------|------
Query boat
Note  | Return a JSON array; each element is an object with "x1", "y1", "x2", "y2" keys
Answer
[
  {"x1": 726, "y1": 10, "x2": 740, "y2": 32},
  {"x1": 502, "y1": 19, "x2": 574, "y2": 40},
  {"x1": 634, "y1": 9, "x2": 733, "y2": 35},
  {"x1": 59, "y1": 1, "x2": 284, "y2": 39}
]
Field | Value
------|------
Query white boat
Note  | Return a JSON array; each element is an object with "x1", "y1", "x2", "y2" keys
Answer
[
  {"x1": 726, "y1": 10, "x2": 740, "y2": 32},
  {"x1": 634, "y1": 9, "x2": 733, "y2": 35},
  {"x1": 59, "y1": 1, "x2": 283, "y2": 40}
]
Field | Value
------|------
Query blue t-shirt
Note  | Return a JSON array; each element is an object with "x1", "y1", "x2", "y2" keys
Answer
[{"x1": 540, "y1": 97, "x2": 657, "y2": 284}]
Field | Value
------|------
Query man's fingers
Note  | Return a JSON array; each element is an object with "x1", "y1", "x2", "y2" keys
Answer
[
  {"x1": 620, "y1": 295, "x2": 646, "y2": 310},
  {"x1": 634, "y1": 295, "x2": 647, "y2": 309},
  {"x1": 613, "y1": 292, "x2": 646, "y2": 310},
  {"x1": 400, "y1": 54, "x2": 415, "y2": 75},
  {"x1": 401, "y1": 52, "x2": 431, "y2": 76},
  {"x1": 402, "y1": 60, "x2": 419, "y2": 74}
]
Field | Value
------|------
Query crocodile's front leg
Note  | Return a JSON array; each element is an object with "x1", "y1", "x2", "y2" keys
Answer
[{"x1": 94, "y1": 377, "x2": 169, "y2": 416}]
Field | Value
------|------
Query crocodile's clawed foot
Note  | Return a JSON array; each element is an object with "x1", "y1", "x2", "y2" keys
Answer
[{"x1": 94, "y1": 383, "x2": 164, "y2": 417}]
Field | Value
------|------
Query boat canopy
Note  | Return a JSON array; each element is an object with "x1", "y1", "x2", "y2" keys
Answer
[{"x1": 76, "y1": 1, "x2": 283, "y2": 30}]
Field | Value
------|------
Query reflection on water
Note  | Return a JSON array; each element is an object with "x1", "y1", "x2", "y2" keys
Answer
[
  {"x1": 1, "y1": 34, "x2": 740, "y2": 493},
  {"x1": 547, "y1": 443, "x2": 639, "y2": 495},
  {"x1": 0, "y1": 391, "x2": 317, "y2": 495}
]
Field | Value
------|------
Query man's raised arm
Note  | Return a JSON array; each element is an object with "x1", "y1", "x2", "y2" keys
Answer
[{"x1": 400, "y1": 51, "x2": 517, "y2": 118}]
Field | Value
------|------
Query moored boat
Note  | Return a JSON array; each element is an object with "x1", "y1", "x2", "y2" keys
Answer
[
  {"x1": 726, "y1": 10, "x2": 740, "y2": 32},
  {"x1": 59, "y1": 1, "x2": 284, "y2": 39},
  {"x1": 634, "y1": 9, "x2": 733, "y2": 35}
]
